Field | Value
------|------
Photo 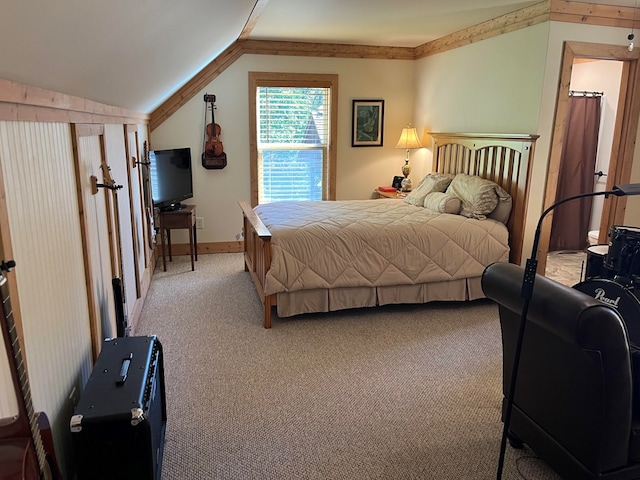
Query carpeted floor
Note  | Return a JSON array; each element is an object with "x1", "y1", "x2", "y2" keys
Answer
[{"x1": 137, "y1": 253, "x2": 563, "y2": 480}]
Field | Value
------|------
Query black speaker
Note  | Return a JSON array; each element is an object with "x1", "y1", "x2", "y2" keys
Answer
[{"x1": 70, "y1": 336, "x2": 167, "y2": 480}]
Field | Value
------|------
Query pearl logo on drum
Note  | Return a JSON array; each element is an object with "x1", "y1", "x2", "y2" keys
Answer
[{"x1": 594, "y1": 287, "x2": 621, "y2": 308}]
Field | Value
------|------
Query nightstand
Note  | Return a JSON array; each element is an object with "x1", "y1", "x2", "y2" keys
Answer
[{"x1": 375, "y1": 189, "x2": 406, "y2": 199}]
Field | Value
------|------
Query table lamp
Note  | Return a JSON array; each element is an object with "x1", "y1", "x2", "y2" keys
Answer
[{"x1": 395, "y1": 124, "x2": 423, "y2": 191}]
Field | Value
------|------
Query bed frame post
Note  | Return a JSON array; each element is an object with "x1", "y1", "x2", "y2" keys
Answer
[{"x1": 239, "y1": 201, "x2": 274, "y2": 328}]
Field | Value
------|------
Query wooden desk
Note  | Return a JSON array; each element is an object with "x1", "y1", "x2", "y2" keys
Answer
[{"x1": 159, "y1": 205, "x2": 197, "y2": 271}]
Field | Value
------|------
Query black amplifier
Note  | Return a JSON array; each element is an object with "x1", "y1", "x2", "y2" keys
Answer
[{"x1": 70, "y1": 335, "x2": 167, "y2": 480}]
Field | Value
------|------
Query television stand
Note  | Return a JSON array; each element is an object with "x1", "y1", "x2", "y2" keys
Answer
[{"x1": 158, "y1": 205, "x2": 197, "y2": 271}]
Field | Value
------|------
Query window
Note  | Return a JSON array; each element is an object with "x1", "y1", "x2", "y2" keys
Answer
[{"x1": 249, "y1": 72, "x2": 338, "y2": 205}]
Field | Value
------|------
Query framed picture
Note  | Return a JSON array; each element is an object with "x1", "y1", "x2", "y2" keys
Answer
[
  {"x1": 352, "y1": 99, "x2": 384, "y2": 147},
  {"x1": 392, "y1": 176, "x2": 404, "y2": 189}
]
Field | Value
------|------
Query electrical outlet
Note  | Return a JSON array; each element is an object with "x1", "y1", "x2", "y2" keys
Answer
[{"x1": 196, "y1": 217, "x2": 204, "y2": 229}]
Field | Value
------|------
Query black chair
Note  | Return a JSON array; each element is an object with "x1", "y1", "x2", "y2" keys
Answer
[{"x1": 482, "y1": 262, "x2": 640, "y2": 480}]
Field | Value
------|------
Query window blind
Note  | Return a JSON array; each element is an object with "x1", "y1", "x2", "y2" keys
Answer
[{"x1": 257, "y1": 86, "x2": 330, "y2": 204}]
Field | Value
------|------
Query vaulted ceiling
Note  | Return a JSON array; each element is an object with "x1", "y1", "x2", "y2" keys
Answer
[{"x1": 0, "y1": 0, "x2": 634, "y2": 114}]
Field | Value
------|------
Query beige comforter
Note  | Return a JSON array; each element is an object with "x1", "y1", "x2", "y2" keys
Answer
[{"x1": 254, "y1": 199, "x2": 509, "y2": 296}]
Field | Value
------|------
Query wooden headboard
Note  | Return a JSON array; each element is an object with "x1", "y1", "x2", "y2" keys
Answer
[{"x1": 429, "y1": 133, "x2": 539, "y2": 265}]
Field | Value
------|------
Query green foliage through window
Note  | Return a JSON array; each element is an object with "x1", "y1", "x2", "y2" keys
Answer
[{"x1": 257, "y1": 86, "x2": 330, "y2": 203}]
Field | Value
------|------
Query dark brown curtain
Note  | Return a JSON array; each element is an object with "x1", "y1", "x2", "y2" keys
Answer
[{"x1": 549, "y1": 94, "x2": 602, "y2": 251}]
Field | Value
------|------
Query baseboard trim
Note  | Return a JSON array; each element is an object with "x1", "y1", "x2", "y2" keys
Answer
[{"x1": 158, "y1": 241, "x2": 243, "y2": 256}]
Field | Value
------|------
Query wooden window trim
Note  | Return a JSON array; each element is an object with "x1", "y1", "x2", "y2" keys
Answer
[{"x1": 248, "y1": 72, "x2": 338, "y2": 206}]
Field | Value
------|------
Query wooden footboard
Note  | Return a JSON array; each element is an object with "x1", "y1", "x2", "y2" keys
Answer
[{"x1": 239, "y1": 201, "x2": 276, "y2": 328}]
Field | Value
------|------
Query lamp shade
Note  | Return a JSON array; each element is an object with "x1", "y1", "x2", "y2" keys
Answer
[{"x1": 395, "y1": 127, "x2": 423, "y2": 150}]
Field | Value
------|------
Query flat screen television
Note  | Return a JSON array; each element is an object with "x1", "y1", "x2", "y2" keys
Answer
[{"x1": 150, "y1": 147, "x2": 193, "y2": 212}]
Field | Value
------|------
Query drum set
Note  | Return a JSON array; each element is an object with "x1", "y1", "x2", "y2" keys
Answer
[{"x1": 573, "y1": 225, "x2": 640, "y2": 344}]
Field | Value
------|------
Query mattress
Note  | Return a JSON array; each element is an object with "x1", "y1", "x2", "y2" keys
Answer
[{"x1": 254, "y1": 199, "x2": 509, "y2": 297}]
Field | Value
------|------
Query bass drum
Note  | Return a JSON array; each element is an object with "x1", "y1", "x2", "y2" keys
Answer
[{"x1": 573, "y1": 279, "x2": 640, "y2": 347}]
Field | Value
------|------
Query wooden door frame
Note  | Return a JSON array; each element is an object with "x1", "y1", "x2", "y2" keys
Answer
[{"x1": 538, "y1": 41, "x2": 640, "y2": 272}]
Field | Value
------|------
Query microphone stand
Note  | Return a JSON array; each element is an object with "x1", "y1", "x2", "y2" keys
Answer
[{"x1": 496, "y1": 183, "x2": 640, "y2": 479}]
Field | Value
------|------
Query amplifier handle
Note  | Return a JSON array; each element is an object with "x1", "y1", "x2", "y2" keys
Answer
[{"x1": 116, "y1": 353, "x2": 133, "y2": 386}]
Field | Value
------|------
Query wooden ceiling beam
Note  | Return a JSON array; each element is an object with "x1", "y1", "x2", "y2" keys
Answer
[
  {"x1": 0, "y1": 78, "x2": 148, "y2": 124},
  {"x1": 150, "y1": 40, "x2": 413, "y2": 130},
  {"x1": 149, "y1": 42, "x2": 243, "y2": 132},
  {"x1": 239, "y1": 39, "x2": 414, "y2": 60},
  {"x1": 415, "y1": 1, "x2": 550, "y2": 58},
  {"x1": 550, "y1": 0, "x2": 640, "y2": 29}
]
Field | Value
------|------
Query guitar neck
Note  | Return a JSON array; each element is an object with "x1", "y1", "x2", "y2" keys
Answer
[
  {"x1": 100, "y1": 162, "x2": 126, "y2": 286},
  {"x1": 0, "y1": 274, "x2": 52, "y2": 475},
  {"x1": 100, "y1": 162, "x2": 129, "y2": 338},
  {"x1": 112, "y1": 189, "x2": 125, "y2": 283}
]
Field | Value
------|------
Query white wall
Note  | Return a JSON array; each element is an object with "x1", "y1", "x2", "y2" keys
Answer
[
  {"x1": 414, "y1": 24, "x2": 549, "y2": 259},
  {"x1": 414, "y1": 24, "x2": 548, "y2": 134},
  {"x1": 151, "y1": 55, "x2": 415, "y2": 244},
  {"x1": 0, "y1": 121, "x2": 95, "y2": 475},
  {"x1": 535, "y1": 22, "x2": 640, "y2": 253},
  {"x1": 414, "y1": 21, "x2": 640, "y2": 259},
  {"x1": 154, "y1": 20, "x2": 640, "y2": 251},
  {"x1": 413, "y1": 23, "x2": 549, "y2": 177}
]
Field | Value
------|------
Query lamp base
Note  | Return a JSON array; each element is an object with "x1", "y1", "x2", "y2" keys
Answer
[{"x1": 401, "y1": 158, "x2": 412, "y2": 192}]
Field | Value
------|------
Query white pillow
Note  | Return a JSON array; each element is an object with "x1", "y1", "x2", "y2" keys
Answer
[
  {"x1": 487, "y1": 185, "x2": 513, "y2": 224},
  {"x1": 403, "y1": 173, "x2": 454, "y2": 207},
  {"x1": 445, "y1": 173, "x2": 499, "y2": 220},
  {"x1": 423, "y1": 192, "x2": 462, "y2": 214}
]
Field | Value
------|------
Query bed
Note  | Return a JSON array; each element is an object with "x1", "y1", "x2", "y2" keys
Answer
[{"x1": 240, "y1": 132, "x2": 538, "y2": 328}]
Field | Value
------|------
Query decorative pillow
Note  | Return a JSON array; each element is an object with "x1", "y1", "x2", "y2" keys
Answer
[
  {"x1": 487, "y1": 185, "x2": 513, "y2": 224},
  {"x1": 423, "y1": 192, "x2": 462, "y2": 214},
  {"x1": 403, "y1": 173, "x2": 454, "y2": 207},
  {"x1": 445, "y1": 173, "x2": 500, "y2": 220}
]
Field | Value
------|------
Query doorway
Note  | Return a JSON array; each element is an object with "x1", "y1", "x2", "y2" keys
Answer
[
  {"x1": 539, "y1": 41, "x2": 640, "y2": 277},
  {"x1": 548, "y1": 60, "x2": 623, "y2": 255}
]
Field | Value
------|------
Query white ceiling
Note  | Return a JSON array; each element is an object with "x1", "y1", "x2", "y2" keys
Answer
[
  {"x1": 250, "y1": 0, "x2": 542, "y2": 47},
  {"x1": 0, "y1": 0, "x2": 634, "y2": 113}
]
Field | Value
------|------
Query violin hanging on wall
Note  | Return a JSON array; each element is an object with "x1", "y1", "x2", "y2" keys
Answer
[{"x1": 202, "y1": 94, "x2": 227, "y2": 170}]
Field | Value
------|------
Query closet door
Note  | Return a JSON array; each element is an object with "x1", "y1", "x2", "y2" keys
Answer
[{"x1": 72, "y1": 123, "x2": 117, "y2": 357}]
